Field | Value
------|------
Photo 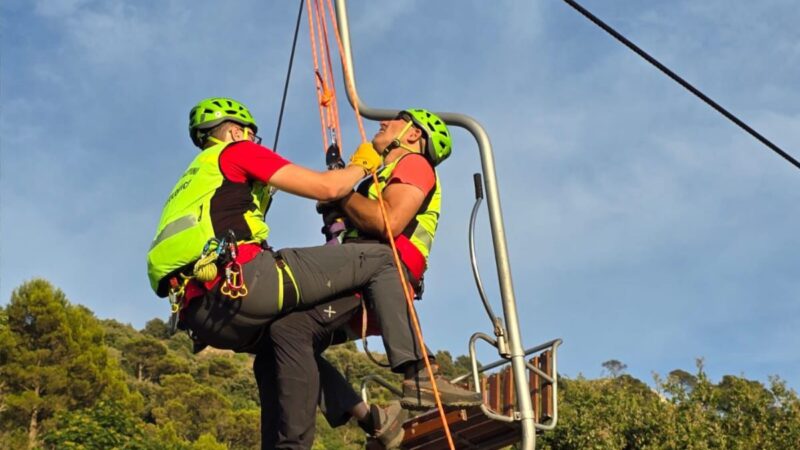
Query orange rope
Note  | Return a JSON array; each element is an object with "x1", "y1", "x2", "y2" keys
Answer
[
  {"x1": 305, "y1": 0, "x2": 330, "y2": 151},
  {"x1": 323, "y1": 1, "x2": 457, "y2": 448},
  {"x1": 316, "y1": 2, "x2": 343, "y2": 148},
  {"x1": 307, "y1": 0, "x2": 344, "y2": 152}
]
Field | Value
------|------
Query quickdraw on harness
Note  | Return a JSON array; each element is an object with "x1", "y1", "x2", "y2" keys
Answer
[
  {"x1": 166, "y1": 230, "x2": 250, "y2": 333},
  {"x1": 167, "y1": 275, "x2": 190, "y2": 334},
  {"x1": 194, "y1": 230, "x2": 249, "y2": 299}
]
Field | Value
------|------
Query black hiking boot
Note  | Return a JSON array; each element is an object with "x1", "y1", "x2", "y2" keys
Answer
[
  {"x1": 374, "y1": 402, "x2": 408, "y2": 449},
  {"x1": 363, "y1": 402, "x2": 408, "y2": 449},
  {"x1": 401, "y1": 375, "x2": 483, "y2": 410}
]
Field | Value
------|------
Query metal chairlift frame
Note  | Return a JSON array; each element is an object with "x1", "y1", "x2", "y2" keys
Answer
[{"x1": 334, "y1": 2, "x2": 561, "y2": 448}]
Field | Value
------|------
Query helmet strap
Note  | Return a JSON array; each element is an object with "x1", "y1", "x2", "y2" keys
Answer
[
  {"x1": 207, "y1": 136, "x2": 226, "y2": 145},
  {"x1": 386, "y1": 120, "x2": 420, "y2": 156}
]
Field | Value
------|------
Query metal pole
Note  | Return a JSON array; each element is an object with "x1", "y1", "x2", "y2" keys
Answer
[{"x1": 333, "y1": 2, "x2": 536, "y2": 448}]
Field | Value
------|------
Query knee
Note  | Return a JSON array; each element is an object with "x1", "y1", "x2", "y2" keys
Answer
[
  {"x1": 268, "y1": 314, "x2": 311, "y2": 349},
  {"x1": 370, "y1": 245, "x2": 394, "y2": 266}
]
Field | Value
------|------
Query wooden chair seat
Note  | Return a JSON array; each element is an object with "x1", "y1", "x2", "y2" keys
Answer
[{"x1": 373, "y1": 350, "x2": 555, "y2": 450}]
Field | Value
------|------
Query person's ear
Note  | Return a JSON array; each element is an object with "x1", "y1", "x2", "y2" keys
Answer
[
  {"x1": 405, "y1": 127, "x2": 423, "y2": 147},
  {"x1": 228, "y1": 125, "x2": 243, "y2": 142}
]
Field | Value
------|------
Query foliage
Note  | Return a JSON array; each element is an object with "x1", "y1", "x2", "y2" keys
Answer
[
  {"x1": 539, "y1": 359, "x2": 800, "y2": 450},
  {"x1": 122, "y1": 336, "x2": 168, "y2": 382},
  {"x1": 433, "y1": 350, "x2": 475, "y2": 379},
  {"x1": 41, "y1": 401, "x2": 146, "y2": 449},
  {"x1": 602, "y1": 359, "x2": 628, "y2": 378},
  {"x1": 2, "y1": 278, "x2": 799, "y2": 449},
  {"x1": 142, "y1": 318, "x2": 172, "y2": 340},
  {"x1": 0, "y1": 279, "x2": 140, "y2": 448}
]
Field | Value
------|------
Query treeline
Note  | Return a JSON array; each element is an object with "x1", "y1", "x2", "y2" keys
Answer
[{"x1": 1, "y1": 279, "x2": 798, "y2": 449}]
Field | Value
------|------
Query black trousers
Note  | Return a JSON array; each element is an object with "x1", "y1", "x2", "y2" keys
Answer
[
  {"x1": 253, "y1": 288, "x2": 430, "y2": 450},
  {"x1": 253, "y1": 297, "x2": 363, "y2": 450}
]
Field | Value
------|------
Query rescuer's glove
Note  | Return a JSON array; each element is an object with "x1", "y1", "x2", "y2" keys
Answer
[{"x1": 348, "y1": 142, "x2": 382, "y2": 174}]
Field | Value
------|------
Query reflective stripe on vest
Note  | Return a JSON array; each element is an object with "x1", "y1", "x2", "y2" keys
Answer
[
  {"x1": 344, "y1": 153, "x2": 440, "y2": 277},
  {"x1": 146, "y1": 142, "x2": 272, "y2": 295}
]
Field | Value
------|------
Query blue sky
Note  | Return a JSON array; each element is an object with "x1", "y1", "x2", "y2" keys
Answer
[{"x1": 2, "y1": 0, "x2": 798, "y2": 389}]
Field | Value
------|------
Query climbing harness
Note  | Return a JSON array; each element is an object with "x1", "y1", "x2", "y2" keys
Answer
[{"x1": 163, "y1": 229, "x2": 253, "y2": 334}]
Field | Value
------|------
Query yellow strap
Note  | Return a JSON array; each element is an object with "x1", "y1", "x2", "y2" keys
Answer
[
  {"x1": 282, "y1": 263, "x2": 301, "y2": 303},
  {"x1": 396, "y1": 120, "x2": 414, "y2": 140},
  {"x1": 208, "y1": 136, "x2": 226, "y2": 145},
  {"x1": 390, "y1": 120, "x2": 421, "y2": 154},
  {"x1": 276, "y1": 265, "x2": 284, "y2": 312}
]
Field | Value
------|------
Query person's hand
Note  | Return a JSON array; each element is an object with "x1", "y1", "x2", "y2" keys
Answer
[
  {"x1": 316, "y1": 200, "x2": 344, "y2": 222},
  {"x1": 317, "y1": 200, "x2": 346, "y2": 230},
  {"x1": 348, "y1": 142, "x2": 382, "y2": 174}
]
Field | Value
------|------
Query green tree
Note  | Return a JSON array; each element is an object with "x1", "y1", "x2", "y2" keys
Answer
[
  {"x1": 142, "y1": 318, "x2": 172, "y2": 340},
  {"x1": 122, "y1": 336, "x2": 168, "y2": 382},
  {"x1": 540, "y1": 374, "x2": 671, "y2": 449},
  {"x1": 0, "y1": 279, "x2": 138, "y2": 449},
  {"x1": 601, "y1": 359, "x2": 628, "y2": 378},
  {"x1": 667, "y1": 369, "x2": 697, "y2": 394},
  {"x1": 151, "y1": 374, "x2": 237, "y2": 442},
  {"x1": 217, "y1": 409, "x2": 260, "y2": 449},
  {"x1": 191, "y1": 433, "x2": 227, "y2": 450},
  {"x1": 100, "y1": 319, "x2": 140, "y2": 349},
  {"x1": 166, "y1": 332, "x2": 194, "y2": 357},
  {"x1": 207, "y1": 356, "x2": 238, "y2": 379},
  {"x1": 41, "y1": 401, "x2": 145, "y2": 449},
  {"x1": 152, "y1": 354, "x2": 192, "y2": 382}
]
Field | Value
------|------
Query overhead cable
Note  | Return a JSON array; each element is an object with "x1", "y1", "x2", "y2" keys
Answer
[
  {"x1": 272, "y1": 0, "x2": 305, "y2": 152},
  {"x1": 561, "y1": 0, "x2": 800, "y2": 170}
]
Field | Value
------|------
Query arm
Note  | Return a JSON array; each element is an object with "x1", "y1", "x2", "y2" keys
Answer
[
  {"x1": 222, "y1": 140, "x2": 380, "y2": 202},
  {"x1": 269, "y1": 164, "x2": 366, "y2": 201},
  {"x1": 340, "y1": 182, "x2": 425, "y2": 237}
]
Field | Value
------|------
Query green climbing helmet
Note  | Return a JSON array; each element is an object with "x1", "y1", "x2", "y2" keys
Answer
[
  {"x1": 189, "y1": 97, "x2": 258, "y2": 147},
  {"x1": 402, "y1": 109, "x2": 452, "y2": 166}
]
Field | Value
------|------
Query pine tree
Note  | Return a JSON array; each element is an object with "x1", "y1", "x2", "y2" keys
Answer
[{"x1": 0, "y1": 279, "x2": 139, "y2": 449}]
